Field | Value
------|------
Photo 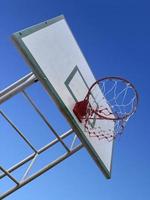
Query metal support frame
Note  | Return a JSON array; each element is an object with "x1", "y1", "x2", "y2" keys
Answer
[{"x1": 0, "y1": 73, "x2": 84, "y2": 199}]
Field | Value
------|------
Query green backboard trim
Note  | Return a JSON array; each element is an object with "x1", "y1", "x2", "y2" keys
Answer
[{"x1": 12, "y1": 15, "x2": 112, "y2": 179}]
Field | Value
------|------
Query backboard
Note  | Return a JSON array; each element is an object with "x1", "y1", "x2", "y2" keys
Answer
[{"x1": 12, "y1": 15, "x2": 114, "y2": 178}]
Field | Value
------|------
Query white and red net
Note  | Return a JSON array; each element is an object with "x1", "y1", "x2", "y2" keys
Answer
[{"x1": 73, "y1": 77, "x2": 138, "y2": 141}]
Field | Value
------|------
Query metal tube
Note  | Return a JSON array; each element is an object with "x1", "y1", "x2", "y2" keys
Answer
[
  {"x1": 0, "y1": 144, "x2": 83, "y2": 200},
  {"x1": 0, "y1": 72, "x2": 37, "y2": 104},
  {"x1": 0, "y1": 166, "x2": 19, "y2": 185},
  {"x1": 0, "y1": 129, "x2": 73, "y2": 179},
  {"x1": 0, "y1": 111, "x2": 37, "y2": 153},
  {"x1": 22, "y1": 90, "x2": 70, "y2": 152},
  {"x1": 21, "y1": 153, "x2": 39, "y2": 181},
  {"x1": 70, "y1": 135, "x2": 78, "y2": 150}
]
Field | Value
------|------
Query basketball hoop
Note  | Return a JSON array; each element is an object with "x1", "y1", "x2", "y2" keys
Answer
[{"x1": 73, "y1": 77, "x2": 139, "y2": 141}]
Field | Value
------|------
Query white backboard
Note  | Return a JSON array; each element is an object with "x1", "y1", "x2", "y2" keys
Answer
[{"x1": 12, "y1": 15, "x2": 114, "y2": 178}]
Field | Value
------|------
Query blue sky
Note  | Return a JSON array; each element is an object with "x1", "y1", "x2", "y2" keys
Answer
[{"x1": 0, "y1": 0, "x2": 150, "y2": 199}]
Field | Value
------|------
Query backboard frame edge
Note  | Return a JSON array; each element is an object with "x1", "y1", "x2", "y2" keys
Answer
[{"x1": 11, "y1": 15, "x2": 113, "y2": 179}]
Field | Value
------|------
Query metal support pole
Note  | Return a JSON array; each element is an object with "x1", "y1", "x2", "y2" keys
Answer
[
  {"x1": 0, "y1": 111, "x2": 37, "y2": 153},
  {"x1": 70, "y1": 135, "x2": 78, "y2": 150},
  {"x1": 21, "y1": 153, "x2": 39, "y2": 181},
  {"x1": 0, "y1": 72, "x2": 37, "y2": 104},
  {"x1": 22, "y1": 90, "x2": 70, "y2": 152},
  {"x1": 0, "y1": 166, "x2": 19, "y2": 185}
]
